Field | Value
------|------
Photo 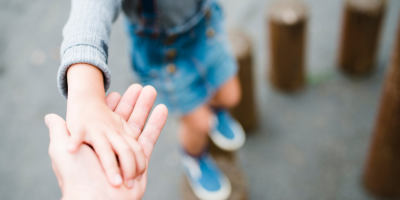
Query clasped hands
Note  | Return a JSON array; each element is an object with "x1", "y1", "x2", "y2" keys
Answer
[{"x1": 45, "y1": 85, "x2": 168, "y2": 200}]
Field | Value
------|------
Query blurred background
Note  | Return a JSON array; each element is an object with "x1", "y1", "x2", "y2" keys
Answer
[{"x1": 1, "y1": 0, "x2": 400, "y2": 199}]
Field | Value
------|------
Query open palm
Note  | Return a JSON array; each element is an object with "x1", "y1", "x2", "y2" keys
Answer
[{"x1": 47, "y1": 84, "x2": 168, "y2": 200}]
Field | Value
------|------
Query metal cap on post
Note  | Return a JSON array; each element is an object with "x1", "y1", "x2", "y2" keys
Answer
[
  {"x1": 338, "y1": 0, "x2": 386, "y2": 75},
  {"x1": 268, "y1": 0, "x2": 308, "y2": 92},
  {"x1": 363, "y1": 16, "x2": 400, "y2": 198},
  {"x1": 228, "y1": 29, "x2": 257, "y2": 130}
]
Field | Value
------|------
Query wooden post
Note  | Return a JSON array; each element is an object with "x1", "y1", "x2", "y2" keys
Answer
[
  {"x1": 181, "y1": 141, "x2": 248, "y2": 200},
  {"x1": 338, "y1": 0, "x2": 386, "y2": 75},
  {"x1": 228, "y1": 30, "x2": 257, "y2": 130},
  {"x1": 268, "y1": 0, "x2": 307, "y2": 92},
  {"x1": 363, "y1": 16, "x2": 400, "y2": 198}
]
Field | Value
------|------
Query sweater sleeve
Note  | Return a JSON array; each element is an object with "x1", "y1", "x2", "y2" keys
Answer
[{"x1": 58, "y1": 0, "x2": 122, "y2": 98}]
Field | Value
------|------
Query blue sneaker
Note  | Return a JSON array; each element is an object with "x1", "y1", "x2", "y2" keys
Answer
[
  {"x1": 209, "y1": 109, "x2": 246, "y2": 151},
  {"x1": 181, "y1": 150, "x2": 231, "y2": 200}
]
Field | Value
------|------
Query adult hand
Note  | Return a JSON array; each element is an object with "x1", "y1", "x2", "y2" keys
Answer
[{"x1": 46, "y1": 85, "x2": 168, "y2": 200}]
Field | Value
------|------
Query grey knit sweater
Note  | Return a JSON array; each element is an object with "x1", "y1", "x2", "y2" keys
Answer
[{"x1": 58, "y1": 0, "x2": 206, "y2": 98}]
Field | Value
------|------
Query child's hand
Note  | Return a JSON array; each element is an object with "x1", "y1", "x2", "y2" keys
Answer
[
  {"x1": 67, "y1": 85, "x2": 155, "y2": 188},
  {"x1": 66, "y1": 64, "x2": 158, "y2": 188}
]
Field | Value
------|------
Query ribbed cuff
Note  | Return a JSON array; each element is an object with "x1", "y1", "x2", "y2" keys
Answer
[{"x1": 57, "y1": 44, "x2": 111, "y2": 98}]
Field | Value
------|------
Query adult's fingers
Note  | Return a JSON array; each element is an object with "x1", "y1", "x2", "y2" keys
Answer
[
  {"x1": 105, "y1": 92, "x2": 121, "y2": 111},
  {"x1": 91, "y1": 134, "x2": 123, "y2": 187},
  {"x1": 138, "y1": 104, "x2": 168, "y2": 160},
  {"x1": 114, "y1": 84, "x2": 143, "y2": 121},
  {"x1": 127, "y1": 85, "x2": 157, "y2": 139},
  {"x1": 106, "y1": 132, "x2": 137, "y2": 188}
]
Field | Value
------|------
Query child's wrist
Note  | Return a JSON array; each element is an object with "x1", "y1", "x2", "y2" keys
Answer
[
  {"x1": 67, "y1": 63, "x2": 106, "y2": 102},
  {"x1": 68, "y1": 95, "x2": 105, "y2": 109},
  {"x1": 68, "y1": 90, "x2": 105, "y2": 104}
]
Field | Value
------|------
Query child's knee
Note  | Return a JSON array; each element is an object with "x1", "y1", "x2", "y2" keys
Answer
[
  {"x1": 222, "y1": 86, "x2": 241, "y2": 108},
  {"x1": 214, "y1": 77, "x2": 242, "y2": 109}
]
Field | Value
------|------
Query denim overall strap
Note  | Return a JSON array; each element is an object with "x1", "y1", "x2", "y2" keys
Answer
[{"x1": 137, "y1": 0, "x2": 160, "y2": 36}]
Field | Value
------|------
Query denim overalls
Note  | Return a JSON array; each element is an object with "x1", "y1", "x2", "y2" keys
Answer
[{"x1": 125, "y1": 0, "x2": 238, "y2": 115}]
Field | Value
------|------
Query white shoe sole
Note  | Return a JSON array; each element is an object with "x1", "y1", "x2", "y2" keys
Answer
[{"x1": 209, "y1": 117, "x2": 246, "y2": 151}]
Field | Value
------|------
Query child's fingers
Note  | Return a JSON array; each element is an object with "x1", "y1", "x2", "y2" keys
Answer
[
  {"x1": 67, "y1": 128, "x2": 86, "y2": 153},
  {"x1": 138, "y1": 104, "x2": 168, "y2": 160},
  {"x1": 106, "y1": 132, "x2": 137, "y2": 187},
  {"x1": 105, "y1": 92, "x2": 121, "y2": 111},
  {"x1": 121, "y1": 133, "x2": 147, "y2": 178},
  {"x1": 114, "y1": 84, "x2": 143, "y2": 121},
  {"x1": 127, "y1": 85, "x2": 158, "y2": 139},
  {"x1": 122, "y1": 120, "x2": 136, "y2": 138},
  {"x1": 92, "y1": 134, "x2": 123, "y2": 187}
]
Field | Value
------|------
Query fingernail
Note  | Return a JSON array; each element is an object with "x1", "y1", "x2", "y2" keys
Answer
[
  {"x1": 114, "y1": 174, "x2": 123, "y2": 185},
  {"x1": 44, "y1": 115, "x2": 52, "y2": 125},
  {"x1": 136, "y1": 175, "x2": 142, "y2": 181},
  {"x1": 67, "y1": 143, "x2": 76, "y2": 152},
  {"x1": 127, "y1": 179, "x2": 135, "y2": 188}
]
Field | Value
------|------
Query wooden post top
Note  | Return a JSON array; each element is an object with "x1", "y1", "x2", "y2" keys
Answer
[
  {"x1": 268, "y1": 0, "x2": 308, "y2": 25},
  {"x1": 346, "y1": 0, "x2": 386, "y2": 15},
  {"x1": 228, "y1": 30, "x2": 252, "y2": 59}
]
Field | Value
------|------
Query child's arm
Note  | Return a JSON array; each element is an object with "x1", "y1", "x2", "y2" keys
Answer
[
  {"x1": 58, "y1": 0, "x2": 121, "y2": 97},
  {"x1": 58, "y1": 0, "x2": 146, "y2": 188},
  {"x1": 67, "y1": 64, "x2": 148, "y2": 188}
]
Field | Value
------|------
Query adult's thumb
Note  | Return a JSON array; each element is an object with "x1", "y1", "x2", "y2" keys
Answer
[
  {"x1": 45, "y1": 114, "x2": 63, "y2": 127},
  {"x1": 44, "y1": 114, "x2": 69, "y2": 141}
]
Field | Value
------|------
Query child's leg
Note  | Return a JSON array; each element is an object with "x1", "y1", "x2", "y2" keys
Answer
[
  {"x1": 179, "y1": 105, "x2": 213, "y2": 155},
  {"x1": 210, "y1": 75, "x2": 242, "y2": 109},
  {"x1": 180, "y1": 75, "x2": 241, "y2": 155}
]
